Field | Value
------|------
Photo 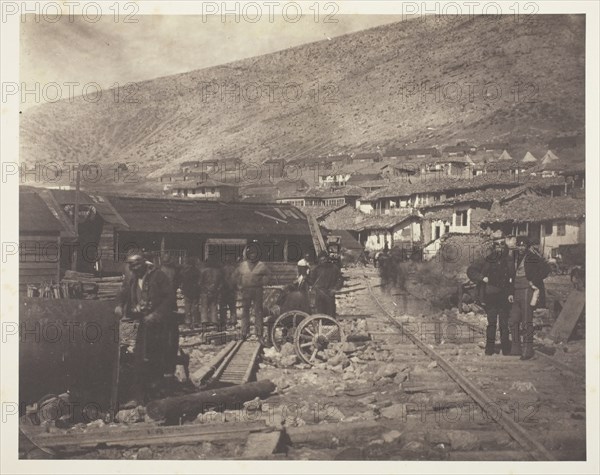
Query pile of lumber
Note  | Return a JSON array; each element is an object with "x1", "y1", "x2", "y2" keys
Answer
[{"x1": 61, "y1": 270, "x2": 123, "y2": 300}]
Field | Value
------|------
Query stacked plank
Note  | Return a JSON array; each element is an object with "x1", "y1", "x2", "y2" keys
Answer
[{"x1": 61, "y1": 270, "x2": 123, "y2": 300}]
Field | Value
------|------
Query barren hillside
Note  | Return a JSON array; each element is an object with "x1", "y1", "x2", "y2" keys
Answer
[{"x1": 20, "y1": 15, "x2": 585, "y2": 190}]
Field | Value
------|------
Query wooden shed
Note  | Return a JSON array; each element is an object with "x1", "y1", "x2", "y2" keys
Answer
[{"x1": 19, "y1": 192, "x2": 71, "y2": 292}]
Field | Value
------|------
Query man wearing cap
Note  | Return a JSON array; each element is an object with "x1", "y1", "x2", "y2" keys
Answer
[
  {"x1": 467, "y1": 231, "x2": 514, "y2": 355},
  {"x1": 508, "y1": 237, "x2": 551, "y2": 360},
  {"x1": 308, "y1": 250, "x2": 344, "y2": 317},
  {"x1": 115, "y1": 254, "x2": 175, "y2": 406},
  {"x1": 234, "y1": 243, "x2": 270, "y2": 342}
]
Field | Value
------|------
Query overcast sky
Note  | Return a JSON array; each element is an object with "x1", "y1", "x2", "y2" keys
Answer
[{"x1": 20, "y1": 14, "x2": 400, "y2": 109}]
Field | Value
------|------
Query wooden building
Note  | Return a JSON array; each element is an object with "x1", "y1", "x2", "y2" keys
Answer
[{"x1": 19, "y1": 192, "x2": 71, "y2": 292}]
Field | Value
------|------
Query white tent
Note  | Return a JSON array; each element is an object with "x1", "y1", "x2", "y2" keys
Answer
[
  {"x1": 497, "y1": 150, "x2": 513, "y2": 161},
  {"x1": 521, "y1": 151, "x2": 538, "y2": 163},
  {"x1": 540, "y1": 150, "x2": 560, "y2": 165}
]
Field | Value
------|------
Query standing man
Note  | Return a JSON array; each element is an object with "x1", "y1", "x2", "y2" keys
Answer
[
  {"x1": 508, "y1": 237, "x2": 550, "y2": 360},
  {"x1": 115, "y1": 254, "x2": 175, "y2": 407},
  {"x1": 180, "y1": 256, "x2": 200, "y2": 329},
  {"x1": 308, "y1": 250, "x2": 344, "y2": 317},
  {"x1": 159, "y1": 254, "x2": 182, "y2": 380},
  {"x1": 467, "y1": 234, "x2": 514, "y2": 356},
  {"x1": 219, "y1": 255, "x2": 238, "y2": 329},
  {"x1": 199, "y1": 252, "x2": 225, "y2": 328},
  {"x1": 235, "y1": 243, "x2": 270, "y2": 342}
]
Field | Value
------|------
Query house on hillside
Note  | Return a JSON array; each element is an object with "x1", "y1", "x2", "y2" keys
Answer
[
  {"x1": 180, "y1": 161, "x2": 202, "y2": 173},
  {"x1": 351, "y1": 152, "x2": 382, "y2": 164},
  {"x1": 480, "y1": 196, "x2": 585, "y2": 258},
  {"x1": 357, "y1": 176, "x2": 521, "y2": 215},
  {"x1": 384, "y1": 147, "x2": 439, "y2": 160},
  {"x1": 381, "y1": 162, "x2": 421, "y2": 179},
  {"x1": 346, "y1": 173, "x2": 383, "y2": 186},
  {"x1": 442, "y1": 144, "x2": 477, "y2": 157},
  {"x1": 171, "y1": 180, "x2": 239, "y2": 201},
  {"x1": 422, "y1": 156, "x2": 475, "y2": 179},
  {"x1": 348, "y1": 212, "x2": 422, "y2": 252},
  {"x1": 276, "y1": 186, "x2": 364, "y2": 208},
  {"x1": 479, "y1": 143, "x2": 510, "y2": 153}
]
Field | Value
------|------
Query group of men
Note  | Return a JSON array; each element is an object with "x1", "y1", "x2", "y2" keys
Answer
[
  {"x1": 114, "y1": 244, "x2": 272, "y2": 406},
  {"x1": 114, "y1": 246, "x2": 344, "y2": 406},
  {"x1": 467, "y1": 232, "x2": 551, "y2": 360}
]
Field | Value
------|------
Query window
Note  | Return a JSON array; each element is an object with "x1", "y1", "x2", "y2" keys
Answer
[
  {"x1": 445, "y1": 224, "x2": 450, "y2": 234},
  {"x1": 456, "y1": 210, "x2": 468, "y2": 227},
  {"x1": 435, "y1": 225, "x2": 441, "y2": 239},
  {"x1": 544, "y1": 223, "x2": 553, "y2": 236},
  {"x1": 557, "y1": 222, "x2": 566, "y2": 236}
]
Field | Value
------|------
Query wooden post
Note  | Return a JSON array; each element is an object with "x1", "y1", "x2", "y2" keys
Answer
[
  {"x1": 283, "y1": 238, "x2": 289, "y2": 262},
  {"x1": 71, "y1": 165, "x2": 81, "y2": 271}
]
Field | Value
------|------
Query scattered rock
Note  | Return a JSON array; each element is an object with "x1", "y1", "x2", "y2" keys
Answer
[
  {"x1": 342, "y1": 342, "x2": 358, "y2": 354},
  {"x1": 375, "y1": 363, "x2": 398, "y2": 380},
  {"x1": 510, "y1": 381, "x2": 537, "y2": 392},
  {"x1": 136, "y1": 447, "x2": 153, "y2": 460},
  {"x1": 85, "y1": 419, "x2": 106, "y2": 429},
  {"x1": 358, "y1": 395, "x2": 376, "y2": 405},
  {"x1": 401, "y1": 440, "x2": 424, "y2": 452},
  {"x1": 427, "y1": 361, "x2": 438, "y2": 369},
  {"x1": 281, "y1": 354, "x2": 299, "y2": 367},
  {"x1": 380, "y1": 403, "x2": 406, "y2": 419},
  {"x1": 115, "y1": 406, "x2": 145, "y2": 424},
  {"x1": 382, "y1": 430, "x2": 402, "y2": 444}
]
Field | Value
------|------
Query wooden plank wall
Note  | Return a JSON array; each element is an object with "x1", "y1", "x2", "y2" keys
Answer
[{"x1": 19, "y1": 233, "x2": 61, "y2": 291}]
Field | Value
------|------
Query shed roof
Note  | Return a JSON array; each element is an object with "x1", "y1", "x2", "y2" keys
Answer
[
  {"x1": 20, "y1": 192, "x2": 65, "y2": 233},
  {"x1": 106, "y1": 195, "x2": 311, "y2": 236}
]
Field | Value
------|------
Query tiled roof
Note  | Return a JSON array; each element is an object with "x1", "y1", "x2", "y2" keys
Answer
[
  {"x1": 362, "y1": 175, "x2": 522, "y2": 201},
  {"x1": 481, "y1": 196, "x2": 585, "y2": 224},
  {"x1": 320, "y1": 205, "x2": 419, "y2": 232}
]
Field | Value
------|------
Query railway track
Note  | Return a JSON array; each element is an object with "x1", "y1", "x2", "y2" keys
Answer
[
  {"x1": 336, "y1": 267, "x2": 586, "y2": 461},
  {"x1": 194, "y1": 340, "x2": 262, "y2": 386}
]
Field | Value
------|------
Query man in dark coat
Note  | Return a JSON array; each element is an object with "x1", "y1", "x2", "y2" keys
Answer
[
  {"x1": 199, "y1": 252, "x2": 225, "y2": 327},
  {"x1": 508, "y1": 237, "x2": 551, "y2": 360},
  {"x1": 115, "y1": 254, "x2": 175, "y2": 406},
  {"x1": 308, "y1": 250, "x2": 344, "y2": 317},
  {"x1": 467, "y1": 236, "x2": 514, "y2": 356},
  {"x1": 160, "y1": 254, "x2": 182, "y2": 378},
  {"x1": 180, "y1": 256, "x2": 200, "y2": 328},
  {"x1": 219, "y1": 257, "x2": 238, "y2": 328}
]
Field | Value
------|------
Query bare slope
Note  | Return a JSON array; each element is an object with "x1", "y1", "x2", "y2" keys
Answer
[{"x1": 20, "y1": 15, "x2": 584, "y2": 189}]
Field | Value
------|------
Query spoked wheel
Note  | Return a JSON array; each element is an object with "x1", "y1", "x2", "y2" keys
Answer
[
  {"x1": 294, "y1": 314, "x2": 345, "y2": 365},
  {"x1": 271, "y1": 310, "x2": 310, "y2": 352}
]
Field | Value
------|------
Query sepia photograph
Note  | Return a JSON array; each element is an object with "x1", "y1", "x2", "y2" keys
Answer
[{"x1": 1, "y1": 1, "x2": 598, "y2": 472}]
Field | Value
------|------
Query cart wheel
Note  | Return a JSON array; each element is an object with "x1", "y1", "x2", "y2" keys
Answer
[
  {"x1": 271, "y1": 310, "x2": 310, "y2": 352},
  {"x1": 294, "y1": 314, "x2": 345, "y2": 365}
]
